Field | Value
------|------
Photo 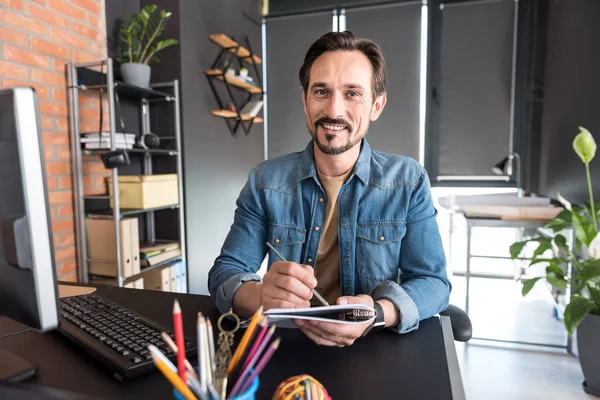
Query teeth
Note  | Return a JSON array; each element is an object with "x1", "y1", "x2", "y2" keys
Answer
[{"x1": 322, "y1": 124, "x2": 345, "y2": 131}]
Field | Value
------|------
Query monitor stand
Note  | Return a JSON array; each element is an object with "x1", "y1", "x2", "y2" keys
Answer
[{"x1": 0, "y1": 348, "x2": 38, "y2": 382}]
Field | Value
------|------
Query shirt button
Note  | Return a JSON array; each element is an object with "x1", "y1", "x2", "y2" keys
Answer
[
  {"x1": 341, "y1": 222, "x2": 348, "y2": 228},
  {"x1": 274, "y1": 238, "x2": 280, "y2": 244},
  {"x1": 379, "y1": 236, "x2": 385, "y2": 241},
  {"x1": 307, "y1": 258, "x2": 313, "y2": 263},
  {"x1": 314, "y1": 226, "x2": 320, "y2": 231},
  {"x1": 342, "y1": 195, "x2": 348, "y2": 201},
  {"x1": 343, "y1": 257, "x2": 349, "y2": 263},
  {"x1": 319, "y1": 197, "x2": 324, "y2": 203},
  {"x1": 345, "y1": 290, "x2": 351, "y2": 295}
]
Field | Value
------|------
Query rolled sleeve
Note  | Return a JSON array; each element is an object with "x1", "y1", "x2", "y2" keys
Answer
[
  {"x1": 214, "y1": 272, "x2": 262, "y2": 314},
  {"x1": 372, "y1": 281, "x2": 420, "y2": 333}
]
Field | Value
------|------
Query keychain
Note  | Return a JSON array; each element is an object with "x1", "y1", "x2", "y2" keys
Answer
[{"x1": 215, "y1": 308, "x2": 240, "y2": 400}]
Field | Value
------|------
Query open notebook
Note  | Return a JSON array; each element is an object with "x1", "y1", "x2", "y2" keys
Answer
[{"x1": 257, "y1": 304, "x2": 377, "y2": 329}]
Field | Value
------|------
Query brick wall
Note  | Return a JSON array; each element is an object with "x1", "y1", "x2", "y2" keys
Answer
[{"x1": 0, "y1": 0, "x2": 110, "y2": 282}]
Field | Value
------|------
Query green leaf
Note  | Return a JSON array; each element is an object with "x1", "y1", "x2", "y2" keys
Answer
[
  {"x1": 546, "y1": 264, "x2": 565, "y2": 276},
  {"x1": 545, "y1": 210, "x2": 573, "y2": 232},
  {"x1": 589, "y1": 286, "x2": 600, "y2": 309},
  {"x1": 521, "y1": 277, "x2": 542, "y2": 296},
  {"x1": 571, "y1": 212, "x2": 597, "y2": 247},
  {"x1": 576, "y1": 238, "x2": 582, "y2": 251},
  {"x1": 533, "y1": 241, "x2": 552, "y2": 259},
  {"x1": 573, "y1": 259, "x2": 600, "y2": 294},
  {"x1": 547, "y1": 272, "x2": 568, "y2": 288},
  {"x1": 528, "y1": 257, "x2": 554, "y2": 267},
  {"x1": 510, "y1": 241, "x2": 527, "y2": 259},
  {"x1": 564, "y1": 296, "x2": 596, "y2": 336},
  {"x1": 573, "y1": 126, "x2": 597, "y2": 164},
  {"x1": 554, "y1": 234, "x2": 568, "y2": 251}
]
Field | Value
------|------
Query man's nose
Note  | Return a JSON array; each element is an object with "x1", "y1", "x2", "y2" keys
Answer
[{"x1": 324, "y1": 93, "x2": 345, "y2": 119}]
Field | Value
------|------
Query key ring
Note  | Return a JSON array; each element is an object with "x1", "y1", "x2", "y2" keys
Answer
[{"x1": 217, "y1": 308, "x2": 240, "y2": 334}]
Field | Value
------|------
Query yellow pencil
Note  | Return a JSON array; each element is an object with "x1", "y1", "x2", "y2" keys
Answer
[
  {"x1": 228, "y1": 305, "x2": 263, "y2": 373},
  {"x1": 151, "y1": 349, "x2": 198, "y2": 400}
]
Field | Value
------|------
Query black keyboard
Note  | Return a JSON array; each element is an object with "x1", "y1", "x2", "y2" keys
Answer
[{"x1": 57, "y1": 293, "x2": 196, "y2": 381}]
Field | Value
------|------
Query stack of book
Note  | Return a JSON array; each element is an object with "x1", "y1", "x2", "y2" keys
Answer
[
  {"x1": 140, "y1": 241, "x2": 181, "y2": 268},
  {"x1": 81, "y1": 132, "x2": 136, "y2": 150}
]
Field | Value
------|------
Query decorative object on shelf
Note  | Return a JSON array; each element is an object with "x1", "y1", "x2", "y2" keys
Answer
[
  {"x1": 206, "y1": 33, "x2": 264, "y2": 135},
  {"x1": 137, "y1": 131, "x2": 161, "y2": 149},
  {"x1": 118, "y1": 5, "x2": 179, "y2": 88},
  {"x1": 510, "y1": 127, "x2": 600, "y2": 396}
]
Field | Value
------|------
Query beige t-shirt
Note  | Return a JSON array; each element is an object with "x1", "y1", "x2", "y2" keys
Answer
[{"x1": 311, "y1": 167, "x2": 353, "y2": 306}]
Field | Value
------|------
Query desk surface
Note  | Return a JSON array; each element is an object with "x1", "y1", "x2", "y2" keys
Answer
[{"x1": 0, "y1": 286, "x2": 464, "y2": 400}]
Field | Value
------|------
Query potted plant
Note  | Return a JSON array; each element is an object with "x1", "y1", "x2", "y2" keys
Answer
[
  {"x1": 118, "y1": 5, "x2": 178, "y2": 88},
  {"x1": 510, "y1": 127, "x2": 600, "y2": 396}
]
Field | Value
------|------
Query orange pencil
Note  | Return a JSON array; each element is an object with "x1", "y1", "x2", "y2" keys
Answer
[
  {"x1": 150, "y1": 346, "x2": 198, "y2": 400},
  {"x1": 228, "y1": 305, "x2": 263, "y2": 373}
]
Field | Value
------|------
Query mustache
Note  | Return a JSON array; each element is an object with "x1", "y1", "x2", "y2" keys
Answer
[{"x1": 314, "y1": 117, "x2": 353, "y2": 132}]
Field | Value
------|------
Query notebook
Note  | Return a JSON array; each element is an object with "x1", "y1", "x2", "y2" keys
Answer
[{"x1": 258, "y1": 304, "x2": 377, "y2": 329}]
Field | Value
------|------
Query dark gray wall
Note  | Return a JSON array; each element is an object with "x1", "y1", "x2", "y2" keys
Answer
[{"x1": 535, "y1": 0, "x2": 600, "y2": 204}]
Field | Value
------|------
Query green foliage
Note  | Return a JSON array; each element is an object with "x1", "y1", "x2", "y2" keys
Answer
[
  {"x1": 511, "y1": 127, "x2": 600, "y2": 336},
  {"x1": 118, "y1": 5, "x2": 178, "y2": 65}
]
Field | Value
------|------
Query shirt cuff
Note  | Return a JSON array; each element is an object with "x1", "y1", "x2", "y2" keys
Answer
[
  {"x1": 214, "y1": 272, "x2": 262, "y2": 314},
  {"x1": 372, "y1": 281, "x2": 420, "y2": 334}
]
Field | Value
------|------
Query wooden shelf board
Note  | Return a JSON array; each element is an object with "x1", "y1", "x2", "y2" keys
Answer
[
  {"x1": 205, "y1": 69, "x2": 262, "y2": 94},
  {"x1": 209, "y1": 34, "x2": 262, "y2": 65},
  {"x1": 210, "y1": 109, "x2": 263, "y2": 123}
]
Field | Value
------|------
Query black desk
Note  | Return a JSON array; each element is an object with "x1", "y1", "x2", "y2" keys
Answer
[{"x1": 0, "y1": 286, "x2": 465, "y2": 399}]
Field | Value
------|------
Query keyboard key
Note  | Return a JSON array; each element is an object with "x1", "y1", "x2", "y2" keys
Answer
[
  {"x1": 120, "y1": 349, "x2": 130, "y2": 356},
  {"x1": 132, "y1": 357, "x2": 142, "y2": 363}
]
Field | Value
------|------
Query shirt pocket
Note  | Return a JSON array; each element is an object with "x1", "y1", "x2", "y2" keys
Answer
[
  {"x1": 356, "y1": 221, "x2": 406, "y2": 282},
  {"x1": 267, "y1": 224, "x2": 306, "y2": 263}
]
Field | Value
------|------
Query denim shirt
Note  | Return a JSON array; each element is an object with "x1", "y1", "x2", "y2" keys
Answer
[{"x1": 208, "y1": 139, "x2": 451, "y2": 333}]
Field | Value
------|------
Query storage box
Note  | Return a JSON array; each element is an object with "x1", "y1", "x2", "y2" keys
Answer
[
  {"x1": 86, "y1": 217, "x2": 139, "y2": 278},
  {"x1": 108, "y1": 174, "x2": 179, "y2": 210}
]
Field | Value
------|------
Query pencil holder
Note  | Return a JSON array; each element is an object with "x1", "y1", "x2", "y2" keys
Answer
[{"x1": 173, "y1": 374, "x2": 260, "y2": 400}]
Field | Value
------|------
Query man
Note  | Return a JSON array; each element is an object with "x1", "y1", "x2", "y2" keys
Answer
[{"x1": 208, "y1": 31, "x2": 450, "y2": 346}]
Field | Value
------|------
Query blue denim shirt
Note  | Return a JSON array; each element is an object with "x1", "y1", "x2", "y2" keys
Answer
[{"x1": 208, "y1": 139, "x2": 450, "y2": 333}]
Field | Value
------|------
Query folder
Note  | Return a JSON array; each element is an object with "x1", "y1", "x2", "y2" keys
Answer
[
  {"x1": 161, "y1": 266, "x2": 171, "y2": 291},
  {"x1": 124, "y1": 277, "x2": 144, "y2": 289},
  {"x1": 86, "y1": 218, "x2": 133, "y2": 278},
  {"x1": 129, "y1": 218, "x2": 140, "y2": 276}
]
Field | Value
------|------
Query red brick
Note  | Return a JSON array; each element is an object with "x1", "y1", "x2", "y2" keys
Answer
[
  {"x1": 0, "y1": 60, "x2": 28, "y2": 80},
  {"x1": 0, "y1": 0, "x2": 24, "y2": 10},
  {"x1": 58, "y1": 148, "x2": 71, "y2": 161},
  {"x1": 48, "y1": 190, "x2": 73, "y2": 205},
  {"x1": 73, "y1": 50, "x2": 99, "y2": 63},
  {"x1": 31, "y1": 0, "x2": 46, "y2": 5},
  {"x1": 31, "y1": 37, "x2": 70, "y2": 60},
  {"x1": 48, "y1": 0, "x2": 85, "y2": 21},
  {"x1": 1, "y1": 9, "x2": 45, "y2": 34},
  {"x1": 80, "y1": 121, "x2": 100, "y2": 132},
  {"x1": 71, "y1": 20, "x2": 103, "y2": 41},
  {"x1": 88, "y1": 13, "x2": 104, "y2": 30},
  {"x1": 45, "y1": 161, "x2": 71, "y2": 175},
  {"x1": 43, "y1": 132, "x2": 69, "y2": 146},
  {"x1": 42, "y1": 116, "x2": 68, "y2": 132},
  {"x1": 0, "y1": 25, "x2": 27, "y2": 46},
  {"x1": 96, "y1": 175, "x2": 108, "y2": 188},
  {"x1": 54, "y1": 232, "x2": 75, "y2": 248},
  {"x1": 49, "y1": 206, "x2": 57, "y2": 219},
  {"x1": 88, "y1": 40, "x2": 105, "y2": 57},
  {"x1": 3, "y1": 44, "x2": 49, "y2": 69},
  {"x1": 32, "y1": 68, "x2": 66, "y2": 88},
  {"x1": 58, "y1": 176, "x2": 72, "y2": 189},
  {"x1": 47, "y1": 177, "x2": 57, "y2": 191},
  {"x1": 78, "y1": 95, "x2": 90, "y2": 107},
  {"x1": 56, "y1": 246, "x2": 75, "y2": 261},
  {"x1": 44, "y1": 147, "x2": 56, "y2": 160},
  {"x1": 58, "y1": 204, "x2": 74, "y2": 217},
  {"x1": 71, "y1": 0, "x2": 101, "y2": 15},
  {"x1": 39, "y1": 101, "x2": 68, "y2": 117},
  {"x1": 82, "y1": 161, "x2": 107, "y2": 174},
  {"x1": 59, "y1": 272, "x2": 78, "y2": 283},
  {"x1": 58, "y1": 259, "x2": 77, "y2": 276},
  {"x1": 49, "y1": 27, "x2": 86, "y2": 50},
  {"x1": 53, "y1": 88, "x2": 67, "y2": 102},
  {"x1": 79, "y1": 107, "x2": 100, "y2": 120},
  {"x1": 83, "y1": 186, "x2": 105, "y2": 196},
  {"x1": 1, "y1": 79, "x2": 49, "y2": 98},
  {"x1": 51, "y1": 217, "x2": 74, "y2": 232},
  {"x1": 28, "y1": 3, "x2": 68, "y2": 29}
]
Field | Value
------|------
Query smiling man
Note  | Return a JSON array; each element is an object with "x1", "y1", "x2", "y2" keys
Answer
[{"x1": 208, "y1": 32, "x2": 451, "y2": 346}]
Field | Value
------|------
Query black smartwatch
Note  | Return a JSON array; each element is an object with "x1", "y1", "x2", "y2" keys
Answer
[{"x1": 362, "y1": 301, "x2": 386, "y2": 337}]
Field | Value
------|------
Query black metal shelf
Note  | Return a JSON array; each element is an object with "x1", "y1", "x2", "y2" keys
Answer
[
  {"x1": 85, "y1": 203, "x2": 180, "y2": 218},
  {"x1": 82, "y1": 148, "x2": 178, "y2": 156},
  {"x1": 76, "y1": 66, "x2": 173, "y2": 100},
  {"x1": 89, "y1": 256, "x2": 183, "y2": 286}
]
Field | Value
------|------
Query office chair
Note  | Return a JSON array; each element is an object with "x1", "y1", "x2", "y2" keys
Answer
[{"x1": 440, "y1": 305, "x2": 472, "y2": 342}]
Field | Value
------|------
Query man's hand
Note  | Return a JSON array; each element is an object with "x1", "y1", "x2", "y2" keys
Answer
[
  {"x1": 261, "y1": 261, "x2": 317, "y2": 310},
  {"x1": 295, "y1": 294, "x2": 375, "y2": 347}
]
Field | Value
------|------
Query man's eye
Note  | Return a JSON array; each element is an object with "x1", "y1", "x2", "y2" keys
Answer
[
  {"x1": 347, "y1": 91, "x2": 360, "y2": 97},
  {"x1": 315, "y1": 89, "x2": 327, "y2": 96}
]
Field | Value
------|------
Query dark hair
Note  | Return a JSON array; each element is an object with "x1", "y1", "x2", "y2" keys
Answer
[{"x1": 299, "y1": 31, "x2": 387, "y2": 100}]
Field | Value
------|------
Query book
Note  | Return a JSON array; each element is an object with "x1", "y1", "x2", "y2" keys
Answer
[
  {"x1": 80, "y1": 132, "x2": 136, "y2": 140},
  {"x1": 140, "y1": 248, "x2": 182, "y2": 268},
  {"x1": 139, "y1": 241, "x2": 180, "y2": 255},
  {"x1": 84, "y1": 142, "x2": 133, "y2": 150},
  {"x1": 240, "y1": 100, "x2": 263, "y2": 117},
  {"x1": 259, "y1": 304, "x2": 377, "y2": 329}
]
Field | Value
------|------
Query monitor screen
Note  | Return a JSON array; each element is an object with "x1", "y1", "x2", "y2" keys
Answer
[{"x1": 0, "y1": 87, "x2": 60, "y2": 332}]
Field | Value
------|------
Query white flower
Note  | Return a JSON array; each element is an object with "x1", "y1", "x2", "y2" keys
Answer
[{"x1": 588, "y1": 233, "x2": 600, "y2": 259}]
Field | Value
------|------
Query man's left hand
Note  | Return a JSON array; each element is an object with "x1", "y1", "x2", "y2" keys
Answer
[{"x1": 295, "y1": 294, "x2": 375, "y2": 347}]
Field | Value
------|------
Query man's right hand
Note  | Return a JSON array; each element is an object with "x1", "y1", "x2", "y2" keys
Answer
[{"x1": 261, "y1": 261, "x2": 317, "y2": 310}]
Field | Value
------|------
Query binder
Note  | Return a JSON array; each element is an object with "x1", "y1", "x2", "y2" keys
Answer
[
  {"x1": 161, "y1": 266, "x2": 171, "y2": 291},
  {"x1": 124, "y1": 277, "x2": 144, "y2": 289},
  {"x1": 129, "y1": 218, "x2": 140, "y2": 276},
  {"x1": 86, "y1": 218, "x2": 133, "y2": 278}
]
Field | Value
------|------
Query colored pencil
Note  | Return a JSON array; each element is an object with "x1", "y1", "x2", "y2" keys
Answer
[
  {"x1": 148, "y1": 344, "x2": 177, "y2": 373},
  {"x1": 228, "y1": 305, "x2": 263, "y2": 373},
  {"x1": 197, "y1": 312, "x2": 207, "y2": 392},
  {"x1": 240, "y1": 316, "x2": 269, "y2": 372},
  {"x1": 206, "y1": 317, "x2": 216, "y2": 377},
  {"x1": 173, "y1": 299, "x2": 186, "y2": 380},
  {"x1": 150, "y1": 347, "x2": 198, "y2": 400},
  {"x1": 237, "y1": 337, "x2": 281, "y2": 396},
  {"x1": 160, "y1": 331, "x2": 195, "y2": 375}
]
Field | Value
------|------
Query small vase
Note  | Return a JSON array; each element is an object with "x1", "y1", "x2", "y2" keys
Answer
[
  {"x1": 120, "y1": 63, "x2": 151, "y2": 88},
  {"x1": 578, "y1": 314, "x2": 600, "y2": 396}
]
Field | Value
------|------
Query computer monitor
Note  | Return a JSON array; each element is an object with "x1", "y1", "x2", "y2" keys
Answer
[{"x1": 0, "y1": 87, "x2": 61, "y2": 380}]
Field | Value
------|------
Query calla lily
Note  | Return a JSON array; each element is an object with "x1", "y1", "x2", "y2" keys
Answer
[
  {"x1": 588, "y1": 233, "x2": 600, "y2": 259},
  {"x1": 573, "y1": 126, "x2": 596, "y2": 164}
]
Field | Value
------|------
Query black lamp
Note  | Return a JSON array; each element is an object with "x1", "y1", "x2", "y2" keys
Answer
[{"x1": 491, "y1": 152, "x2": 522, "y2": 196}]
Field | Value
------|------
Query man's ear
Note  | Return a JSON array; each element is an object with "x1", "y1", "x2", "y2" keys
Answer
[
  {"x1": 302, "y1": 90, "x2": 307, "y2": 114},
  {"x1": 370, "y1": 93, "x2": 387, "y2": 121}
]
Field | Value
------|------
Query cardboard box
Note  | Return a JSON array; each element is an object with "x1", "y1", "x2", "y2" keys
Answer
[
  {"x1": 107, "y1": 174, "x2": 179, "y2": 210},
  {"x1": 144, "y1": 265, "x2": 173, "y2": 292},
  {"x1": 86, "y1": 217, "x2": 139, "y2": 278}
]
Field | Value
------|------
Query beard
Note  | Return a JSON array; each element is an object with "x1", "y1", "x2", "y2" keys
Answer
[{"x1": 308, "y1": 117, "x2": 364, "y2": 156}]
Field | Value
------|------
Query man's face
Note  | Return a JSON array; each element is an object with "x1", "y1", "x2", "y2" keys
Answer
[{"x1": 302, "y1": 50, "x2": 386, "y2": 156}]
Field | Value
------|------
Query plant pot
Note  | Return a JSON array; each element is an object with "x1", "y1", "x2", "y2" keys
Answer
[
  {"x1": 577, "y1": 313, "x2": 600, "y2": 397},
  {"x1": 120, "y1": 63, "x2": 151, "y2": 88}
]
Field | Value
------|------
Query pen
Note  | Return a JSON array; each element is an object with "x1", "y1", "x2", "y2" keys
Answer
[{"x1": 266, "y1": 241, "x2": 329, "y2": 306}]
